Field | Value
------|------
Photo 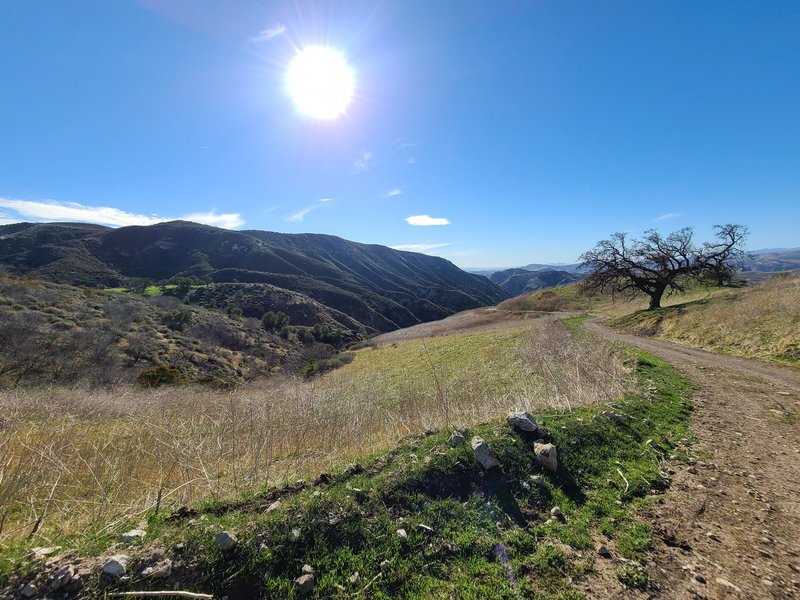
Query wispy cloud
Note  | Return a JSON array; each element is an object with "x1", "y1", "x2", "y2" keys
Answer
[
  {"x1": 407, "y1": 157, "x2": 416, "y2": 165},
  {"x1": 287, "y1": 198, "x2": 331, "y2": 223},
  {"x1": 385, "y1": 188, "x2": 402, "y2": 198},
  {"x1": 390, "y1": 242, "x2": 451, "y2": 253},
  {"x1": 354, "y1": 151, "x2": 373, "y2": 171},
  {"x1": 394, "y1": 138, "x2": 422, "y2": 149},
  {"x1": 406, "y1": 214, "x2": 450, "y2": 226},
  {"x1": 0, "y1": 197, "x2": 245, "y2": 229},
  {"x1": 183, "y1": 211, "x2": 245, "y2": 229},
  {"x1": 655, "y1": 212, "x2": 681, "y2": 222},
  {"x1": 250, "y1": 23, "x2": 286, "y2": 43}
]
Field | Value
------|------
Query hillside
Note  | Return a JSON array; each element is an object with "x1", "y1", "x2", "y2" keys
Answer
[
  {"x1": 0, "y1": 221, "x2": 507, "y2": 334},
  {"x1": 742, "y1": 247, "x2": 800, "y2": 272},
  {"x1": 490, "y1": 268, "x2": 581, "y2": 296}
]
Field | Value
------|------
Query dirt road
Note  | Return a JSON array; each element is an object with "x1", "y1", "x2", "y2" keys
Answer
[{"x1": 583, "y1": 319, "x2": 800, "y2": 599}]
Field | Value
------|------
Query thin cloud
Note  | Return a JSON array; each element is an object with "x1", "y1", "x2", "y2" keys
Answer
[
  {"x1": 287, "y1": 198, "x2": 331, "y2": 223},
  {"x1": 385, "y1": 188, "x2": 402, "y2": 198},
  {"x1": 655, "y1": 212, "x2": 681, "y2": 222},
  {"x1": 250, "y1": 23, "x2": 286, "y2": 43},
  {"x1": 394, "y1": 138, "x2": 422, "y2": 149},
  {"x1": 354, "y1": 151, "x2": 373, "y2": 171},
  {"x1": 407, "y1": 157, "x2": 416, "y2": 165},
  {"x1": 390, "y1": 242, "x2": 451, "y2": 253},
  {"x1": 183, "y1": 211, "x2": 245, "y2": 229},
  {"x1": 406, "y1": 214, "x2": 450, "y2": 226},
  {"x1": 0, "y1": 197, "x2": 245, "y2": 229}
]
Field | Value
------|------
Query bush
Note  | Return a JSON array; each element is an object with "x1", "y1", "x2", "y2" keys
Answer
[
  {"x1": 136, "y1": 366, "x2": 184, "y2": 387},
  {"x1": 261, "y1": 310, "x2": 290, "y2": 331},
  {"x1": 162, "y1": 309, "x2": 193, "y2": 332}
]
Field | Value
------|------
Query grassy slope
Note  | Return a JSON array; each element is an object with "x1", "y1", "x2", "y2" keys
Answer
[
  {"x1": 610, "y1": 275, "x2": 800, "y2": 367},
  {"x1": 1, "y1": 321, "x2": 693, "y2": 598}
]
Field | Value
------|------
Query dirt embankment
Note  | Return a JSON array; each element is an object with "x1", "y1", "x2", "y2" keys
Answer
[{"x1": 584, "y1": 319, "x2": 800, "y2": 599}]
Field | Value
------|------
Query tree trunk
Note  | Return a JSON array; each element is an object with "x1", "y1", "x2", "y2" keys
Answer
[{"x1": 647, "y1": 285, "x2": 666, "y2": 310}]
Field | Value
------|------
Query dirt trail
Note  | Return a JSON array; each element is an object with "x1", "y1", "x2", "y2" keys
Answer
[{"x1": 583, "y1": 319, "x2": 800, "y2": 599}]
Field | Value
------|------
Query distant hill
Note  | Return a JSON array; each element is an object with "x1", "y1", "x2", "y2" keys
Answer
[
  {"x1": 489, "y1": 268, "x2": 581, "y2": 297},
  {"x1": 0, "y1": 221, "x2": 507, "y2": 335},
  {"x1": 519, "y1": 262, "x2": 583, "y2": 274},
  {"x1": 742, "y1": 248, "x2": 800, "y2": 272}
]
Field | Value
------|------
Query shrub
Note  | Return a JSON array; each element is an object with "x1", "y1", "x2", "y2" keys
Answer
[
  {"x1": 162, "y1": 309, "x2": 193, "y2": 332},
  {"x1": 136, "y1": 366, "x2": 184, "y2": 387},
  {"x1": 261, "y1": 310, "x2": 290, "y2": 331}
]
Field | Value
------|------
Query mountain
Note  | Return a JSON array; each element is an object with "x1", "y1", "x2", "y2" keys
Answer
[
  {"x1": 519, "y1": 262, "x2": 584, "y2": 274},
  {"x1": 489, "y1": 268, "x2": 581, "y2": 296},
  {"x1": 0, "y1": 221, "x2": 507, "y2": 334},
  {"x1": 741, "y1": 248, "x2": 800, "y2": 272}
]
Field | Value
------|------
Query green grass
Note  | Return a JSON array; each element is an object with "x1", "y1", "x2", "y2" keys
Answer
[{"x1": 1, "y1": 338, "x2": 693, "y2": 598}]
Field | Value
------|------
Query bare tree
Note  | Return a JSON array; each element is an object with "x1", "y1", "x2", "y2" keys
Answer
[{"x1": 579, "y1": 225, "x2": 748, "y2": 310}]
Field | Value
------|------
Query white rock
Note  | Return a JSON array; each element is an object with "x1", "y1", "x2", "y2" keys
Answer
[
  {"x1": 102, "y1": 555, "x2": 129, "y2": 577},
  {"x1": 396, "y1": 528, "x2": 407, "y2": 539},
  {"x1": 121, "y1": 528, "x2": 146, "y2": 543},
  {"x1": 534, "y1": 442, "x2": 558, "y2": 472},
  {"x1": 267, "y1": 500, "x2": 282, "y2": 513},
  {"x1": 471, "y1": 436, "x2": 500, "y2": 469},
  {"x1": 302, "y1": 564, "x2": 315, "y2": 575},
  {"x1": 295, "y1": 573, "x2": 315, "y2": 595},
  {"x1": 507, "y1": 411, "x2": 539, "y2": 432},
  {"x1": 215, "y1": 531, "x2": 237, "y2": 551},
  {"x1": 291, "y1": 527, "x2": 301, "y2": 539},
  {"x1": 31, "y1": 546, "x2": 60, "y2": 558},
  {"x1": 142, "y1": 559, "x2": 172, "y2": 579},
  {"x1": 349, "y1": 571, "x2": 361, "y2": 584}
]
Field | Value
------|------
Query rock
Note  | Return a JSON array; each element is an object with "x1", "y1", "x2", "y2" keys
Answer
[
  {"x1": 530, "y1": 475, "x2": 545, "y2": 486},
  {"x1": 302, "y1": 564, "x2": 315, "y2": 575},
  {"x1": 50, "y1": 564, "x2": 75, "y2": 591},
  {"x1": 521, "y1": 481, "x2": 531, "y2": 491},
  {"x1": 534, "y1": 442, "x2": 558, "y2": 472},
  {"x1": 450, "y1": 430, "x2": 466, "y2": 447},
  {"x1": 349, "y1": 571, "x2": 361, "y2": 584},
  {"x1": 471, "y1": 436, "x2": 500, "y2": 469},
  {"x1": 380, "y1": 559, "x2": 391, "y2": 571},
  {"x1": 396, "y1": 528, "x2": 407, "y2": 539},
  {"x1": 121, "y1": 528, "x2": 146, "y2": 543},
  {"x1": 291, "y1": 527, "x2": 301, "y2": 539},
  {"x1": 604, "y1": 412, "x2": 627, "y2": 423},
  {"x1": 294, "y1": 573, "x2": 315, "y2": 595},
  {"x1": 31, "y1": 546, "x2": 60, "y2": 558},
  {"x1": 550, "y1": 506, "x2": 565, "y2": 522},
  {"x1": 102, "y1": 555, "x2": 129, "y2": 577},
  {"x1": 215, "y1": 531, "x2": 237, "y2": 551},
  {"x1": 695, "y1": 574, "x2": 707, "y2": 584},
  {"x1": 598, "y1": 546, "x2": 612, "y2": 558},
  {"x1": 715, "y1": 577, "x2": 742, "y2": 592},
  {"x1": 507, "y1": 411, "x2": 539, "y2": 432},
  {"x1": 142, "y1": 559, "x2": 172, "y2": 579},
  {"x1": 417, "y1": 524, "x2": 434, "y2": 535},
  {"x1": 20, "y1": 583, "x2": 37, "y2": 598},
  {"x1": 706, "y1": 532, "x2": 722, "y2": 542},
  {"x1": 267, "y1": 500, "x2": 281, "y2": 512}
]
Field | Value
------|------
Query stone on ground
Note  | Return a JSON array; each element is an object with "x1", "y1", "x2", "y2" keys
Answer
[
  {"x1": 215, "y1": 531, "x2": 237, "y2": 551},
  {"x1": 471, "y1": 436, "x2": 500, "y2": 469},
  {"x1": 102, "y1": 555, "x2": 129, "y2": 577},
  {"x1": 507, "y1": 411, "x2": 539, "y2": 432},
  {"x1": 534, "y1": 442, "x2": 558, "y2": 472},
  {"x1": 295, "y1": 573, "x2": 315, "y2": 595}
]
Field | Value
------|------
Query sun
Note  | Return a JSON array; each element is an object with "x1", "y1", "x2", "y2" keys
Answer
[{"x1": 286, "y1": 46, "x2": 355, "y2": 120}]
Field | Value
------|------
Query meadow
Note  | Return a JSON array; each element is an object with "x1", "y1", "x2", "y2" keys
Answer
[{"x1": 0, "y1": 312, "x2": 635, "y2": 558}]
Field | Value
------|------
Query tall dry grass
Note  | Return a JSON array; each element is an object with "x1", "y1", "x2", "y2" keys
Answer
[{"x1": 0, "y1": 316, "x2": 635, "y2": 546}]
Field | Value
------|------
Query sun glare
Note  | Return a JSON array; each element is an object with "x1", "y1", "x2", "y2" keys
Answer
[{"x1": 286, "y1": 46, "x2": 355, "y2": 120}]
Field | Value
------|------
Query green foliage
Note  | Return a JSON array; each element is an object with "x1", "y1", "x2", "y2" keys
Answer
[
  {"x1": 616, "y1": 563, "x2": 649, "y2": 590},
  {"x1": 261, "y1": 310, "x2": 290, "y2": 331},
  {"x1": 136, "y1": 366, "x2": 184, "y2": 387},
  {"x1": 162, "y1": 309, "x2": 193, "y2": 332}
]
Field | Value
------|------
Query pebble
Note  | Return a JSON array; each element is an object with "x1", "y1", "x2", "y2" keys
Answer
[
  {"x1": 349, "y1": 572, "x2": 361, "y2": 584},
  {"x1": 598, "y1": 546, "x2": 612, "y2": 558},
  {"x1": 102, "y1": 555, "x2": 129, "y2": 577},
  {"x1": 396, "y1": 528, "x2": 407, "y2": 539},
  {"x1": 20, "y1": 583, "x2": 37, "y2": 598},
  {"x1": 215, "y1": 531, "x2": 237, "y2": 551},
  {"x1": 294, "y1": 573, "x2": 315, "y2": 595}
]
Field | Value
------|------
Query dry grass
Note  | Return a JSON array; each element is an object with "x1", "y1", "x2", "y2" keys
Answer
[
  {"x1": 612, "y1": 273, "x2": 800, "y2": 364},
  {"x1": 0, "y1": 314, "x2": 635, "y2": 547}
]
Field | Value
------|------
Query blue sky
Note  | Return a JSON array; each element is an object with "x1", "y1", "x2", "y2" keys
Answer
[{"x1": 1, "y1": 1, "x2": 798, "y2": 268}]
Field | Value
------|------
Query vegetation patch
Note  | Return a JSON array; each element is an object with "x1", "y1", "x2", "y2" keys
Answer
[{"x1": 0, "y1": 343, "x2": 692, "y2": 598}]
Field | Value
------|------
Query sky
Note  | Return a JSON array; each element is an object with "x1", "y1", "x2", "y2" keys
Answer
[{"x1": 1, "y1": 1, "x2": 798, "y2": 268}]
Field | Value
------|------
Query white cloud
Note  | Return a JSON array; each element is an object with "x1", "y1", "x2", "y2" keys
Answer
[
  {"x1": 385, "y1": 188, "x2": 402, "y2": 198},
  {"x1": 407, "y1": 157, "x2": 416, "y2": 165},
  {"x1": 394, "y1": 138, "x2": 422, "y2": 149},
  {"x1": 183, "y1": 211, "x2": 245, "y2": 229},
  {"x1": 354, "y1": 151, "x2": 373, "y2": 171},
  {"x1": 655, "y1": 212, "x2": 681, "y2": 222},
  {"x1": 287, "y1": 198, "x2": 331, "y2": 223},
  {"x1": 390, "y1": 242, "x2": 451, "y2": 253},
  {"x1": 250, "y1": 23, "x2": 286, "y2": 42},
  {"x1": 0, "y1": 197, "x2": 245, "y2": 229},
  {"x1": 406, "y1": 214, "x2": 450, "y2": 226}
]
